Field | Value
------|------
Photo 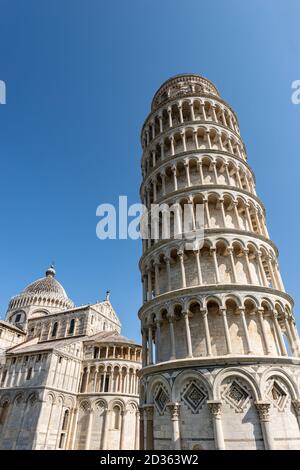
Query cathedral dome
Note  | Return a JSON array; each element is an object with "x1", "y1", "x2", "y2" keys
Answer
[
  {"x1": 22, "y1": 266, "x2": 68, "y2": 298},
  {"x1": 7, "y1": 266, "x2": 74, "y2": 313}
]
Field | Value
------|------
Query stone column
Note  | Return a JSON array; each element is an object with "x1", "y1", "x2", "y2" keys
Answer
[
  {"x1": 292, "y1": 401, "x2": 300, "y2": 430},
  {"x1": 236, "y1": 169, "x2": 243, "y2": 188},
  {"x1": 227, "y1": 247, "x2": 237, "y2": 283},
  {"x1": 161, "y1": 172, "x2": 166, "y2": 196},
  {"x1": 194, "y1": 249, "x2": 202, "y2": 284},
  {"x1": 84, "y1": 408, "x2": 93, "y2": 450},
  {"x1": 212, "y1": 161, "x2": 219, "y2": 183},
  {"x1": 212, "y1": 105, "x2": 218, "y2": 122},
  {"x1": 189, "y1": 101, "x2": 195, "y2": 121},
  {"x1": 167, "y1": 107, "x2": 172, "y2": 127},
  {"x1": 198, "y1": 161, "x2": 204, "y2": 184},
  {"x1": 144, "y1": 405, "x2": 154, "y2": 450},
  {"x1": 204, "y1": 199, "x2": 211, "y2": 228},
  {"x1": 142, "y1": 328, "x2": 147, "y2": 367},
  {"x1": 244, "y1": 249, "x2": 255, "y2": 284},
  {"x1": 206, "y1": 130, "x2": 212, "y2": 149},
  {"x1": 158, "y1": 114, "x2": 163, "y2": 133},
  {"x1": 167, "y1": 402, "x2": 181, "y2": 450},
  {"x1": 94, "y1": 369, "x2": 99, "y2": 392},
  {"x1": 168, "y1": 315, "x2": 176, "y2": 360},
  {"x1": 139, "y1": 407, "x2": 144, "y2": 450},
  {"x1": 151, "y1": 150, "x2": 156, "y2": 169},
  {"x1": 85, "y1": 367, "x2": 90, "y2": 393},
  {"x1": 233, "y1": 201, "x2": 242, "y2": 229},
  {"x1": 245, "y1": 204, "x2": 253, "y2": 231},
  {"x1": 142, "y1": 275, "x2": 147, "y2": 303},
  {"x1": 184, "y1": 161, "x2": 191, "y2": 187},
  {"x1": 227, "y1": 138, "x2": 234, "y2": 154},
  {"x1": 224, "y1": 163, "x2": 231, "y2": 185},
  {"x1": 120, "y1": 410, "x2": 127, "y2": 450},
  {"x1": 170, "y1": 136, "x2": 175, "y2": 156},
  {"x1": 174, "y1": 202, "x2": 182, "y2": 238},
  {"x1": 178, "y1": 104, "x2": 184, "y2": 124},
  {"x1": 101, "y1": 408, "x2": 111, "y2": 450},
  {"x1": 290, "y1": 320, "x2": 300, "y2": 355},
  {"x1": 201, "y1": 309, "x2": 212, "y2": 356},
  {"x1": 160, "y1": 140, "x2": 165, "y2": 160},
  {"x1": 211, "y1": 248, "x2": 220, "y2": 284},
  {"x1": 165, "y1": 256, "x2": 172, "y2": 292},
  {"x1": 238, "y1": 308, "x2": 253, "y2": 354},
  {"x1": 221, "y1": 109, "x2": 227, "y2": 126},
  {"x1": 207, "y1": 401, "x2": 225, "y2": 450},
  {"x1": 183, "y1": 311, "x2": 193, "y2": 358},
  {"x1": 172, "y1": 165, "x2": 178, "y2": 191},
  {"x1": 255, "y1": 402, "x2": 274, "y2": 450},
  {"x1": 272, "y1": 311, "x2": 288, "y2": 356},
  {"x1": 181, "y1": 131, "x2": 187, "y2": 152},
  {"x1": 101, "y1": 370, "x2": 107, "y2": 392},
  {"x1": 154, "y1": 261, "x2": 160, "y2": 296},
  {"x1": 257, "y1": 252, "x2": 269, "y2": 287},
  {"x1": 194, "y1": 130, "x2": 199, "y2": 149},
  {"x1": 148, "y1": 326, "x2": 153, "y2": 365},
  {"x1": 219, "y1": 199, "x2": 226, "y2": 227},
  {"x1": 69, "y1": 408, "x2": 78, "y2": 450},
  {"x1": 135, "y1": 410, "x2": 140, "y2": 450},
  {"x1": 155, "y1": 319, "x2": 161, "y2": 363},
  {"x1": 284, "y1": 315, "x2": 297, "y2": 355},
  {"x1": 178, "y1": 250, "x2": 186, "y2": 288},
  {"x1": 201, "y1": 102, "x2": 207, "y2": 120},
  {"x1": 152, "y1": 176, "x2": 157, "y2": 201},
  {"x1": 220, "y1": 308, "x2": 232, "y2": 354},
  {"x1": 258, "y1": 309, "x2": 271, "y2": 355}
]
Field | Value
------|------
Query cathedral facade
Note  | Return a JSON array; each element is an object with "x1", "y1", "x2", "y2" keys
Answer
[
  {"x1": 138, "y1": 74, "x2": 300, "y2": 450},
  {"x1": 0, "y1": 267, "x2": 141, "y2": 449}
]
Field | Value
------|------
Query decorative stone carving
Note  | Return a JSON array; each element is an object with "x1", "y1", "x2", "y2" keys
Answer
[
  {"x1": 255, "y1": 402, "x2": 271, "y2": 422},
  {"x1": 267, "y1": 380, "x2": 288, "y2": 411},
  {"x1": 167, "y1": 402, "x2": 180, "y2": 419},
  {"x1": 222, "y1": 380, "x2": 250, "y2": 412},
  {"x1": 207, "y1": 400, "x2": 222, "y2": 419},
  {"x1": 153, "y1": 385, "x2": 169, "y2": 415},
  {"x1": 292, "y1": 400, "x2": 300, "y2": 416},
  {"x1": 144, "y1": 404, "x2": 154, "y2": 420},
  {"x1": 181, "y1": 381, "x2": 207, "y2": 413}
]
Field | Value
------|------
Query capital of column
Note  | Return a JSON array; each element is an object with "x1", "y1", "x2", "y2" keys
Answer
[
  {"x1": 292, "y1": 400, "x2": 300, "y2": 416},
  {"x1": 207, "y1": 400, "x2": 222, "y2": 418},
  {"x1": 255, "y1": 401, "x2": 271, "y2": 422},
  {"x1": 167, "y1": 402, "x2": 180, "y2": 419},
  {"x1": 182, "y1": 309, "x2": 191, "y2": 319},
  {"x1": 200, "y1": 308, "x2": 208, "y2": 317},
  {"x1": 167, "y1": 313, "x2": 175, "y2": 323},
  {"x1": 144, "y1": 404, "x2": 154, "y2": 420},
  {"x1": 272, "y1": 309, "x2": 279, "y2": 319}
]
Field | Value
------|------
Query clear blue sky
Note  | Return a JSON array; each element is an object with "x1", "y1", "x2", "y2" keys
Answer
[{"x1": 0, "y1": 0, "x2": 299, "y2": 342}]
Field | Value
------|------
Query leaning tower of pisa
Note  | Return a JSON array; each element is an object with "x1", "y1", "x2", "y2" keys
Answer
[{"x1": 138, "y1": 74, "x2": 300, "y2": 450}]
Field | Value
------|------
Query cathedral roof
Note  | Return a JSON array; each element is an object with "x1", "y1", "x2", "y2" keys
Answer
[
  {"x1": 86, "y1": 330, "x2": 138, "y2": 346},
  {"x1": 8, "y1": 266, "x2": 74, "y2": 312},
  {"x1": 22, "y1": 266, "x2": 68, "y2": 298}
]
